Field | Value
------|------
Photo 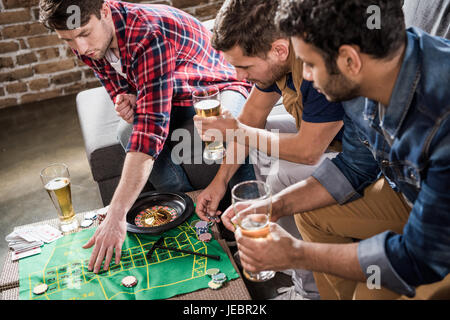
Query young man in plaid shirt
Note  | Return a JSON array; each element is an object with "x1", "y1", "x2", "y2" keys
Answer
[{"x1": 39, "y1": 0, "x2": 253, "y2": 273}]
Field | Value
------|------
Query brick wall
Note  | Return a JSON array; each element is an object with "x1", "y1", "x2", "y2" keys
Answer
[{"x1": 0, "y1": 0, "x2": 224, "y2": 109}]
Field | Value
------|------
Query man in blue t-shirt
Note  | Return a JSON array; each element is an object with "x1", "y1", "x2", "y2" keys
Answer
[{"x1": 193, "y1": 0, "x2": 344, "y2": 299}]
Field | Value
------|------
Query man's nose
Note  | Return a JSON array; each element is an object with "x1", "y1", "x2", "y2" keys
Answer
[
  {"x1": 303, "y1": 65, "x2": 313, "y2": 81},
  {"x1": 235, "y1": 68, "x2": 247, "y2": 81},
  {"x1": 74, "y1": 38, "x2": 89, "y2": 55}
]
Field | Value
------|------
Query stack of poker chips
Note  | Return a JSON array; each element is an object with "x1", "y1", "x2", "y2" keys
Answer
[
  {"x1": 194, "y1": 221, "x2": 212, "y2": 242},
  {"x1": 206, "y1": 268, "x2": 227, "y2": 290}
]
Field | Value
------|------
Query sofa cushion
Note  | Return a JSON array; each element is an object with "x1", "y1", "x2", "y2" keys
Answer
[{"x1": 76, "y1": 87, "x2": 126, "y2": 181}]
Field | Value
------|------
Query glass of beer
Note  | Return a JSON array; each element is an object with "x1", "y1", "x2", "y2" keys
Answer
[
  {"x1": 40, "y1": 163, "x2": 78, "y2": 233},
  {"x1": 232, "y1": 180, "x2": 275, "y2": 282},
  {"x1": 192, "y1": 86, "x2": 226, "y2": 161}
]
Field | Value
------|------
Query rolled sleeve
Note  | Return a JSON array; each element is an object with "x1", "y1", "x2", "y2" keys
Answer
[
  {"x1": 358, "y1": 231, "x2": 416, "y2": 297},
  {"x1": 312, "y1": 158, "x2": 360, "y2": 204}
]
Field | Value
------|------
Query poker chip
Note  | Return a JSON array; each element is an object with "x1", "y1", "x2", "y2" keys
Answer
[
  {"x1": 190, "y1": 219, "x2": 201, "y2": 228},
  {"x1": 208, "y1": 279, "x2": 222, "y2": 290},
  {"x1": 84, "y1": 211, "x2": 97, "y2": 220},
  {"x1": 206, "y1": 268, "x2": 220, "y2": 276},
  {"x1": 195, "y1": 221, "x2": 208, "y2": 229},
  {"x1": 80, "y1": 219, "x2": 93, "y2": 228},
  {"x1": 212, "y1": 272, "x2": 227, "y2": 283},
  {"x1": 121, "y1": 276, "x2": 138, "y2": 288},
  {"x1": 33, "y1": 283, "x2": 48, "y2": 295},
  {"x1": 199, "y1": 232, "x2": 212, "y2": 242}
]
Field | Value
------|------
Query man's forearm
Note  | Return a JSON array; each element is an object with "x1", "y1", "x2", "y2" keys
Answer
[
  {"x1": 294, "y1": 241, "x2": 366, "y2": 282},
  {"x1": 108, "y1": 151, "x2": 154, "y2": 219},
  {"x1": 213, "y1": 141, "x2": 250, "y2": 185},
  {"x1": 237, "y1": 120, "x2": 343, "y2": 165},
  {"x1": 272, "y1": 176, "x2": 337, "y2": 216}
]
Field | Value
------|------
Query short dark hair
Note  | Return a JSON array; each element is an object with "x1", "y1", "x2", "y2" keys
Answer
[
  {"x1": 211, "y1": 0, "x2": 283, "y2": 57},
  {"x1": 39, "y1": 0, "x2": 104, "y2": 30},
  {"x1": 275, "y1": 0, "x2": 406, "y2": 73}
]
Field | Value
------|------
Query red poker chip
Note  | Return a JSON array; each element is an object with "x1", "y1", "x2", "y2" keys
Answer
[{"x1": 199, "y1": 232, "x2": 212, "y2": 242}]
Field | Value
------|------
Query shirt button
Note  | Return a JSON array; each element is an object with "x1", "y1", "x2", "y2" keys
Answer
[{"x1": 381, "y1": 160, "x2": 389, "y2": 166}]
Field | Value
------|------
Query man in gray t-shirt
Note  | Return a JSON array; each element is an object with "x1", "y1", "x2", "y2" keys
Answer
[{"x1": 403, "y1": 0, "x2": 450, "y2": 39}]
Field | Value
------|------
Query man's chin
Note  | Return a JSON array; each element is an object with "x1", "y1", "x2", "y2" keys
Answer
[
  {"x1": 87, "y1": 51, "x2": 106, "y2": 60},
  {"x1": 253, "y1": 81, "x2": 271, "y2": 89},
  {"x1": 326, "y1": 92, "x2": 359, "y2": 103}
]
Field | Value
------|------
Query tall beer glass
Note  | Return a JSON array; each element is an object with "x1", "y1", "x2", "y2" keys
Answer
[
  {"x1": 40, "y1": 163, "x2": 78, "y2": 232},
  {"x1": 192, "y1": 86, "x2": 226, "y2": 161},
  {"x1": 232, "y1": 180, "x2": 275, "y2": 282}
]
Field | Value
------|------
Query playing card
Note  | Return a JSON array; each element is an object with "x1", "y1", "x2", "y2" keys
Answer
[
  {"x1": 34, "y1": 225, "x2": 63, "y2": 243},
  {"x1": 11, "y1": 247, "x2": 41, "y2": 261}
]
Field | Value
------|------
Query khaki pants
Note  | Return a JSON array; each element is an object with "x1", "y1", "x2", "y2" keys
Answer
[{"x1": 294, "y1": 178, "x2": 450, "y2": 300}]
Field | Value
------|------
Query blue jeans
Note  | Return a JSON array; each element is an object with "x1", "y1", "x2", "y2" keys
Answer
[{"x1": 117, "y1": 90, "x2": 255, "y2": 192}]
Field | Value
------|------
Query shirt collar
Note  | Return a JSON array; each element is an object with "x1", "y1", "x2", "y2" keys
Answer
[
  {"x1": 372, "y1": 28, "x2": 422, "y2": 140},
  {"x1": 108, "y1": 0, "x2": 128, "y2": 68}
]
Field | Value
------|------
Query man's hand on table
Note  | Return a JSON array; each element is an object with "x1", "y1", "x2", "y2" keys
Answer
[
  {"x1": 115, "y1": 94, "x2": 137, "y2": 124},
  {"x1": 83, "y1": 208, "x2": 127, "y2": 273}
]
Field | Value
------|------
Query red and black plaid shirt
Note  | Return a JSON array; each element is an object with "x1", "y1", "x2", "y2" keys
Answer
[{"x1": 77, "y1": 0, "x2": 251, "y2": 158}]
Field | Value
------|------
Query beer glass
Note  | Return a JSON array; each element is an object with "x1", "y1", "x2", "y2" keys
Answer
[
  {"x1": 232, "y1": 180, "x2": 275, "y2": 282},
  {"x1": 192, "y1": 86, "x2": 226, "y2": 161},
  {"x1": 40, "y1": 163, "x2": 78, "y2": 233}
]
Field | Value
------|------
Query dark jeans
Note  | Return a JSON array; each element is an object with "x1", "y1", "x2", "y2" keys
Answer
[{"x1": 117, "y1": 90, "x2": 255, "y2": 192}]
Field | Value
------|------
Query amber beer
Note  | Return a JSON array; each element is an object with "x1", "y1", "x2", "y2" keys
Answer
[
  {"x1": 45, "y1": 177, "x2": 75, "y2": 223},
  {"x1": 40, "y1": 163, "x2": 78, "y2": 232},
  {"x1": 239, "y1": 213, "x2": 270, "y2": 238},
  {"x1": 239, "y1": 213, "x2": 275, "y2": 281},
  {"x1": 232, "y1": 180, "x2": 275, "y2": 282},
  {"x1": 194, "y1": 99, "x2": 225, "y2": 160}
]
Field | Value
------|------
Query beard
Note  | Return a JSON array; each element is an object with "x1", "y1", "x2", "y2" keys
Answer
[
  {"x1": 320, "y1": 71, "x2": 360, "y2": 102},
  {"x1": 250, "y1": 61, "x2": 291, "y2": 89},
  {"x1": 94, "y1": 35, "x2": 113, "y2": 60},
  {"x1": 89, "y1": 21, "x2": 114, "y2": 60}
]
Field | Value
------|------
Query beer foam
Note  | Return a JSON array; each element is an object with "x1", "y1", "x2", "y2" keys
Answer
[
  {"x1": 194, "y1": 99, "x2": 220, "y2": 110},
  {"x1": 45, "y1": 177, "x2": 69, "y2": 190}
]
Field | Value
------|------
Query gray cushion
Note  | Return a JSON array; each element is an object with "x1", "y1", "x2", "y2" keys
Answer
[{"x1": 76, "y1": 87, "x2": 125, "y2": 181}]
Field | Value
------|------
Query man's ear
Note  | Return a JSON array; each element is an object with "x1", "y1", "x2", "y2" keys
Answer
[
  {"x1": 270, "y1": 38, "x2": 290, "y2": 62},
  {"x1": 336, "y1": 45, "x2": 362, "y2": 76},
  {"x1": 101, "y1": 2, "x2": 111, "y2": 20}
]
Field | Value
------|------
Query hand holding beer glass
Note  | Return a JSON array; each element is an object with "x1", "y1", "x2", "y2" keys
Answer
[
  {"x1": 192, "y1": 86, "x2": 226, "y2": 161},
  {"x1": 231, "y1": 180, "x2": 275, "y2": 282},
  {"x1": 40, "y1": 163, "x2": 78, "y2": 233}
]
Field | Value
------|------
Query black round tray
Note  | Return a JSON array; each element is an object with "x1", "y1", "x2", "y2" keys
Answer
[{"x1": 126, "y1": 191, "x2": 194, "y2": 234}]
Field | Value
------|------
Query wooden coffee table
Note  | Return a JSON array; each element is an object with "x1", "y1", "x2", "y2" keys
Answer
[{"x1": 0, "y1": 191, "x2": 250, "y2": 300}]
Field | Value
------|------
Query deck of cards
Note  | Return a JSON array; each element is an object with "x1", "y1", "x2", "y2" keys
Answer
[{"x1": 5, "y1": 224, "x2": 63, "y2": 261}]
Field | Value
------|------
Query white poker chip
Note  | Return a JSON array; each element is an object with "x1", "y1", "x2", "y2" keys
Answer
[
  {"x1": 84, "y1": 211, "x2": 97, "y2": 220},
  {"x1": 80, "y1": 219, "x2": 93, "y2": 228},
  {"x1": 208, "y1": 280, "x2": 222, "y2": 290},
  {"x1": 33, "y1": 283, "x2": 48, "y2": 295},
  {"x1": 121, "y1": 275, "x2": 138, "y2": 288}
]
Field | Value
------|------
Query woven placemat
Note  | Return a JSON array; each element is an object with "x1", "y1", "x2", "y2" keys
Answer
[{"x1": 0, "y1": 191, "x2": 250, "y2": 300}]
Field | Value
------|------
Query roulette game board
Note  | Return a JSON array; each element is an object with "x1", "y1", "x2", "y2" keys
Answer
[{"x1": 126, "y1": 191, "x2": 194, "y2": 234}]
